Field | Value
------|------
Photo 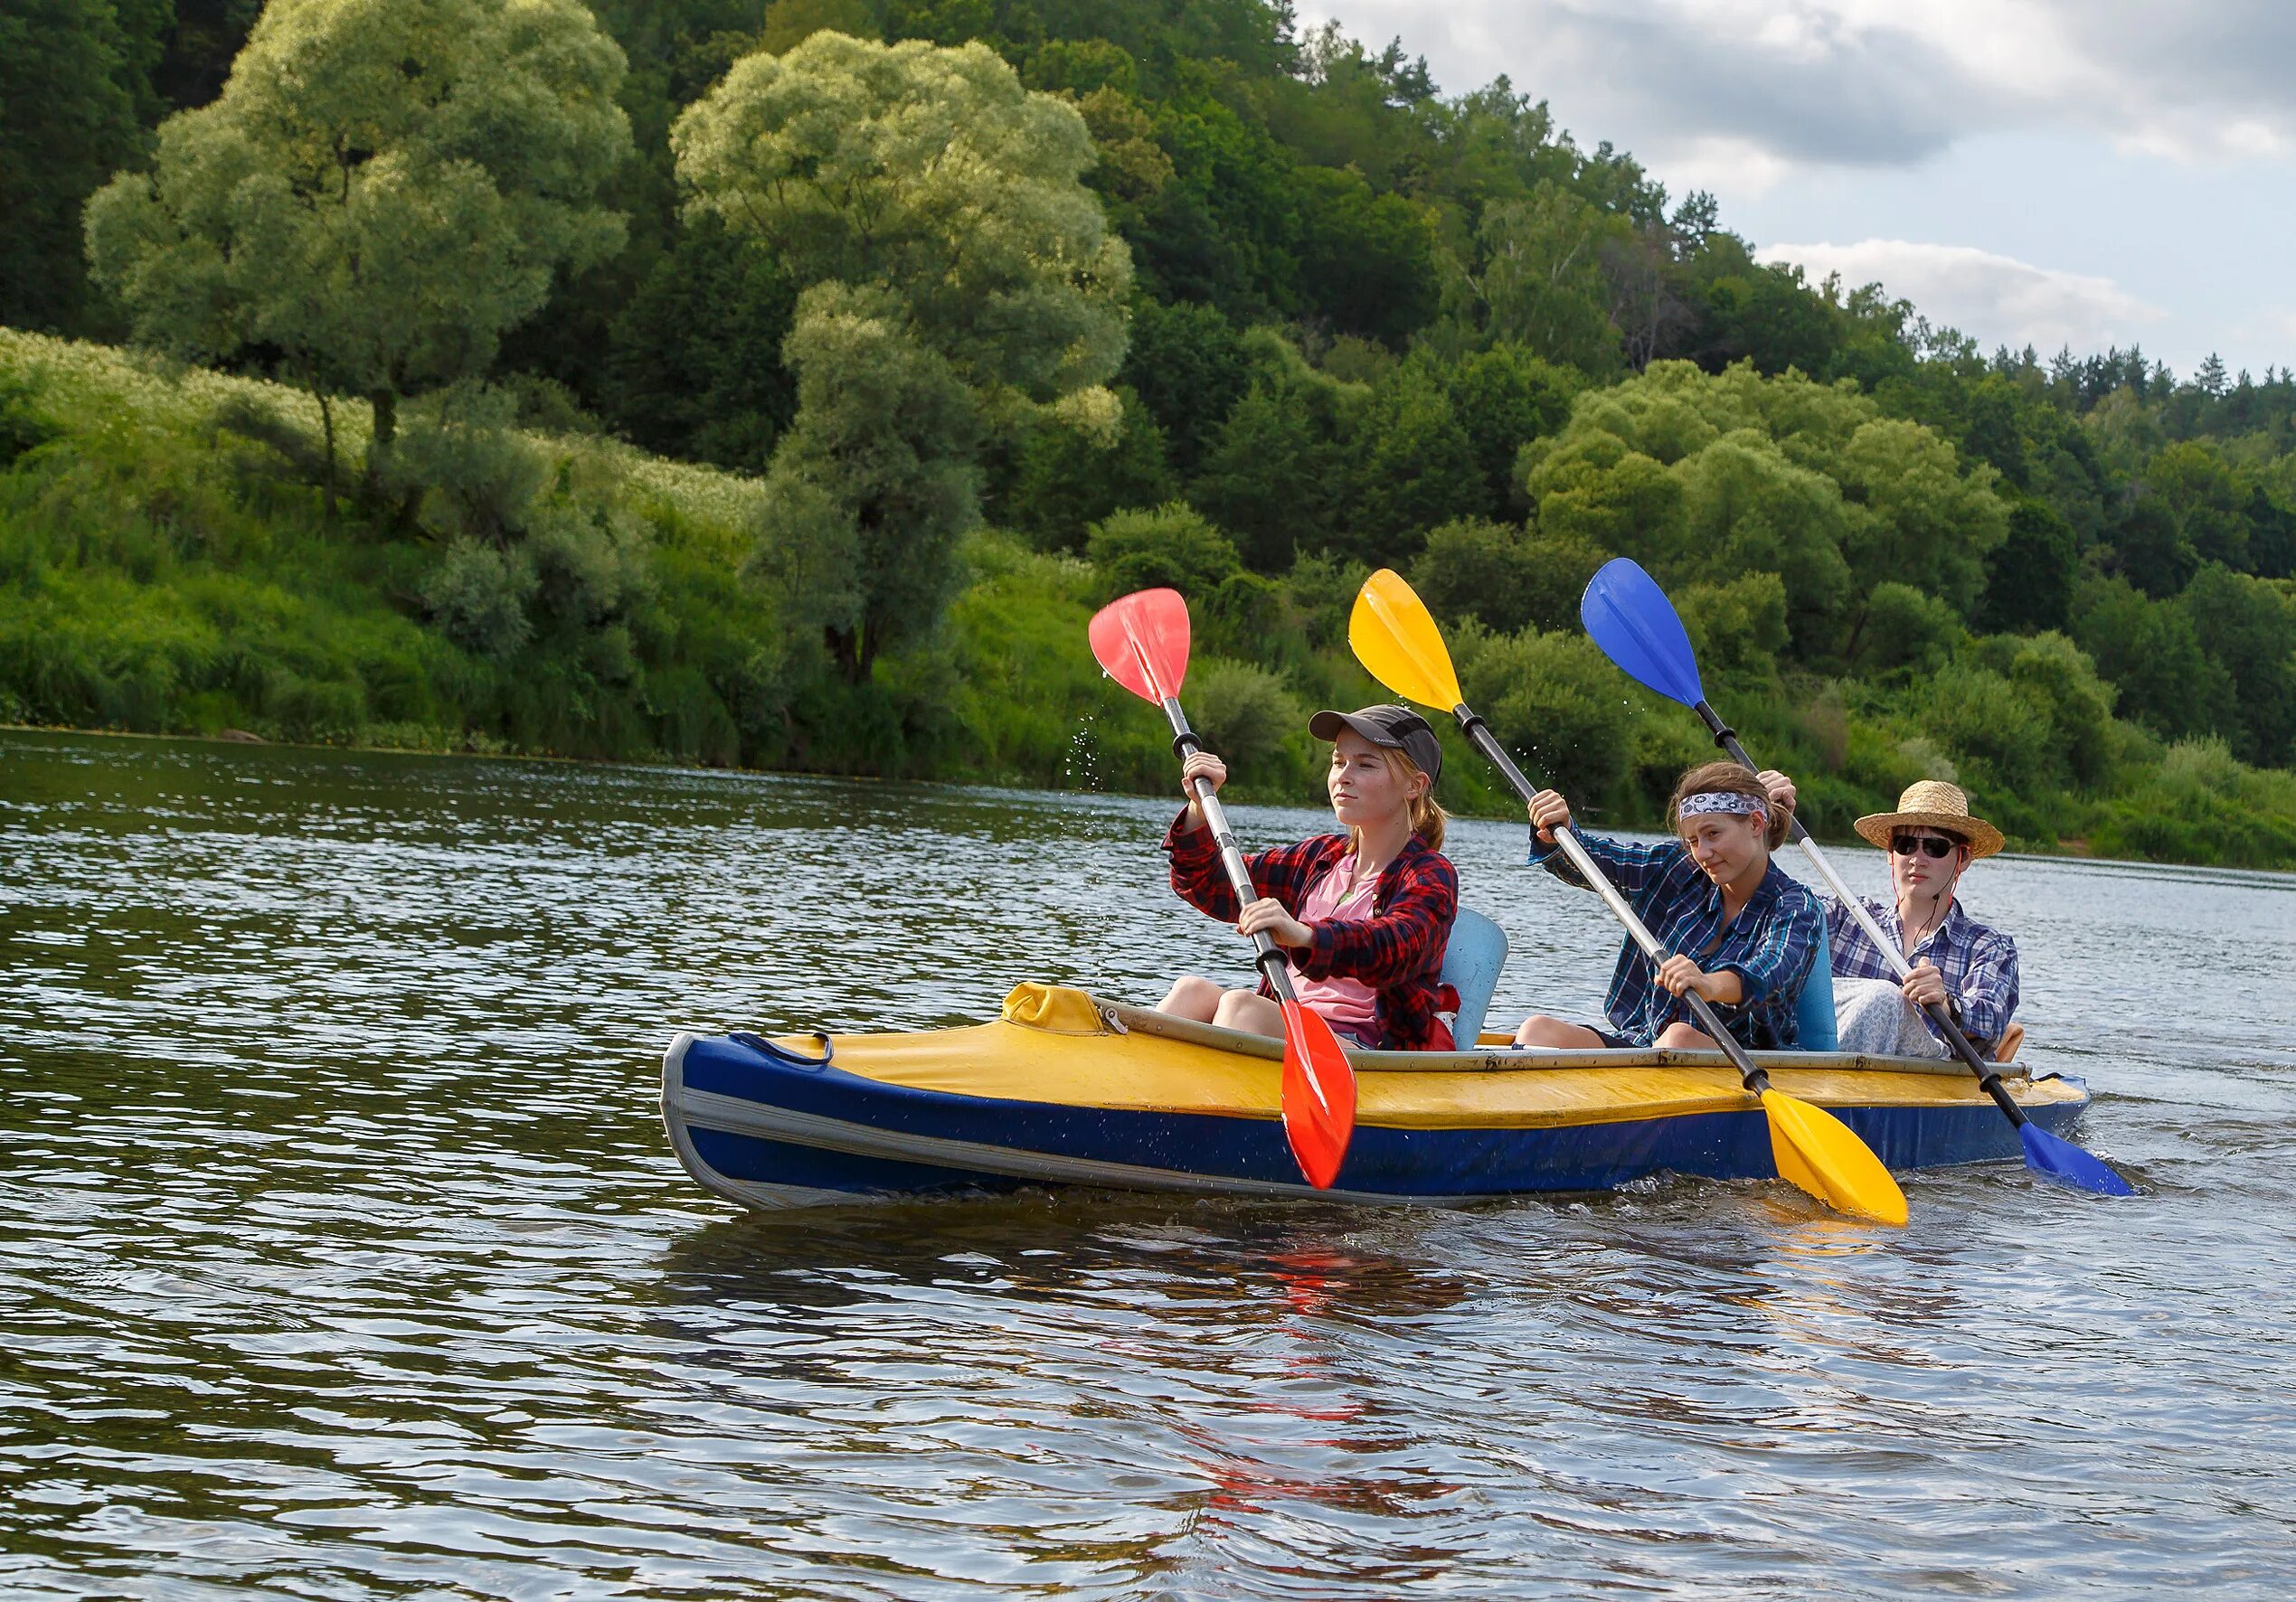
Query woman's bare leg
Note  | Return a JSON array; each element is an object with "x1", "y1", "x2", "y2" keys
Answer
[
  {"x1": 1654, "y1": 1022, "x2": 1718, "y2": 1051},
  {"x1": 1158, "y1": 975, "x2": 1225, "y2": 1021},
  {"x1": 1513, "y1": 1014, "x2": 1609, "y2": 1049},
  {"x1": 1212, "y1": 989, "x2": 1288, "y2": 1039}
]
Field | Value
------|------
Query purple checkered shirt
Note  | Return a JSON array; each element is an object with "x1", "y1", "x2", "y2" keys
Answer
[{"x1": 1823, "y1": 895, "x2": 2021, "y2": 1049}]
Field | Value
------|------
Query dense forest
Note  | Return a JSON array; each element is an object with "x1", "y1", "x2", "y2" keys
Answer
[{"x1": 5, "y1": 0, "x2": 2296, "y2": 865}]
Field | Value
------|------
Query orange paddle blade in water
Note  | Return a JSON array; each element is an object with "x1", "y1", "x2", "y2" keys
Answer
[{"x1": 1280, "y1": 999, "x2": 1356, "y2": 1190}]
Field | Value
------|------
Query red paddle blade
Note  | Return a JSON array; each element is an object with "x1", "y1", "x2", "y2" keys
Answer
[
  {"x1": 1088, "y1": 588, "x2": 1190, "y2": 704},
  {"x1": 1278, "y1": 999, "x2": 1357, "y2": 1189}
]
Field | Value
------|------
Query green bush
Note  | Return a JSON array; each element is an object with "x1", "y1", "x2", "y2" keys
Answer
[
  {"x1": 1082, "y1": 502, "x2": 1241, "y2": 601},
  {"x1": 1847, "y1": 581, "x2": 1963, "y2": 678},
  {"x1": 1187, "y1": 657, "x2": 1306, "y2": 777},
  {"x1": 1459, "y1": 623, "x2": 1635, "y2": 815},
  {"x1": 1921, "y1": 662, "x2": 2053, "y2": 796},
  {"x1": 422, "y1": 539, "x2": 538, "y2": 659},
  {"x1": 1409, "y1": 518, "x2": 1608, "y2": 635},
  {"x1": 2089, "y1": 739, "x2": 2296, "y2": 867}
]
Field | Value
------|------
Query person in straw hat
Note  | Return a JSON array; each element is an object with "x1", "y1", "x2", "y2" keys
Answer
[{"x1": 1757, "y1": 771, "x2": 2021, "y2": 1059}]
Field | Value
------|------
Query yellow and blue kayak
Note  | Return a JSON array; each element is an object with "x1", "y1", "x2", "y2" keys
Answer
[{"x1": 661, "y1": 984, "x2": 2093, "y2": 1210}]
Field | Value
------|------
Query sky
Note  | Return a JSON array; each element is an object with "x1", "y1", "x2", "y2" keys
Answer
[{"x1": 1297, "y1": 0, "x2": 2296, "y2": 379}]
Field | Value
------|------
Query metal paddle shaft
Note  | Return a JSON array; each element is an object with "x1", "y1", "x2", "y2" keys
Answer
[
  {"x1": 1692, "y1": 706, "x2": 2027, "y2": 1121},
  {"x1": 1579, "y1": 554, "x2": 2131, "y2": 1198},
  {"x1": 1348, "y1": 564, "x2": 1904, "y2": 1223},
  {"x1": 1090, "y1": 585, "x2": 1356, "y2": 1189},
  {"x1": 1159, "y1": 700, "x2": 1307, "y2": 1004},
  {"x1": 1451, "y1": 708, "x2": 1780, "y2": 1097}
]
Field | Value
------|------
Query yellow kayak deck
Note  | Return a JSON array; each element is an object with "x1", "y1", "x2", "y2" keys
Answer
[{"x1": 788, "y1": 985, "x2": 2085, "y2": 1133}]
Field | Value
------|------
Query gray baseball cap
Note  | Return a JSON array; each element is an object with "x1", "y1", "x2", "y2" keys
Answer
[{"x1": 1308, "y1": 704, "x2": 1442, "y2": 787}]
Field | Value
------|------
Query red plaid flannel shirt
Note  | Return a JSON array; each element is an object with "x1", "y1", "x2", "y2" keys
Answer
[{"x1": 1163, "y1": 809, "x2": 1459, "y2": 1051}]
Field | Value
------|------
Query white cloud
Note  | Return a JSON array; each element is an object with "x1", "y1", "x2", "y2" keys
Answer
[
  {"x1": 1305, "y1": 1, "x2": 2296, "y2": 170},
  {"x1": 1758, "y1": 240, "x2": 2168, "y2": 353}
]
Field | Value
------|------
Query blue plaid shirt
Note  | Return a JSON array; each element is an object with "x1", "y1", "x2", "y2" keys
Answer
[
  {"x1": 1531, "y1": 832, "x2": 1823, "y2": 1049},
  {"x1": 1824, "y1": 896, "x2": 2021, "y2": 1050}
]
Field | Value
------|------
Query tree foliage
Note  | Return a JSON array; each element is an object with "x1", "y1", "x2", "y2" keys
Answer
[
  {"x1": 0, "y1": 0, "x2": 146, "y2": 333},
  {"x1": 675, "y1": 32, "x2": 1131, "y2": 679},
  {"x1": 86, "y1": 0, "x2": 633, "y2": 494},
  {"x1": 12, "y1": 0, "x2": 2296, "y2": 860}
]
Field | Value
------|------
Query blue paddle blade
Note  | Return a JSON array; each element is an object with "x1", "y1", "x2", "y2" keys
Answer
[
  {"x1": 1581, "y1": 558, "x2": 1705, "y2": 708},
  {"x1": 2018, "y1": 1124, "x2": 2138, "y2": 1195}
]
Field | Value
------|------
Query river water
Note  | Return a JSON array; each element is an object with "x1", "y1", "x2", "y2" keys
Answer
[{"x1": 4, "y1": 730, "x2": 2292, "y2": 1598}]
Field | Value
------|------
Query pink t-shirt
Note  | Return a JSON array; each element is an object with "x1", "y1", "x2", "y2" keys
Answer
[{"x1": 1287, "y1": 853, "x2": 1381, "y2": 1038}]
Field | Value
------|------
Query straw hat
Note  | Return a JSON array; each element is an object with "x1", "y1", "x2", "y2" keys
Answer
[{"x1": 1854, "y1": 780, "x2": 2005, "y2": 859}]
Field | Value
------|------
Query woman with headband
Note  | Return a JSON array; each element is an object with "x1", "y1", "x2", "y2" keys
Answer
[{"x1": 1511, "y1": 761, "x2": 1823, "y2": 1052}]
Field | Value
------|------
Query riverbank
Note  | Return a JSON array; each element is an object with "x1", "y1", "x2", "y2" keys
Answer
[{"x1": 7, "y1": 328, "x2": 2296, "y2": 867}]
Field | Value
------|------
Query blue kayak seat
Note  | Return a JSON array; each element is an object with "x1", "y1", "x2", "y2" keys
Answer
[
  {"x1": 1795, "y1": 915, "x2": 1839, "y2": 1051},
  {"x1": 1441, "y1": 907, "x2": 1508, "y2": 1047}
]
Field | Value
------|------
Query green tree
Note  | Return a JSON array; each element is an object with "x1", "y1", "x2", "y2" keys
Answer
[
  {"x1": 1670, "y1": 436, "x2": 1855, "y2": 653},
  {"x1": 1290, "y1": 165, "x2": 1439, "y2": 347},
  {"x1": 1345, "y1": 366, "x2": 1489, "y2": 560},
  {"x1": 1476, "y1": 180, "x2": 1628, "y2": 372},
  {"x1": 599, "y1": 214, "x2": 798, "y2": 475},
  {"x1": 1409, "y1": 519, "x2": 1607, "y2": 636},
  {"x1": 1006, "y1": 387, "x2": 1176, "y2": 550},
  {"x1": 0, "y1": 0, "x2": 146, "y2": 333},
  {"x1": 2145, "y1": 441, "x2": 2249, "y2": 570},
  {"x1": 1450, "y1": 343, "x2": 1579, "y2": 508},
  {"x1": 1083, "y1": 503, "x2": 1240, "y2": 598},
  {"x1": 1190, "y1": 351, "x2": 1364, "y2": 570},
  {"x1": 1977, "y1": 496, "x2": 2078, "y2": 634},
  {"x1": 1119, "y1": 297, "x2": 1250, "y2": 476},
  {"x1": 1834, "y1": 417, "x2": 2007, "y2": 615},
  {"x1": 2111, "y1": 493, "x2": 2197, "y2": 598},
  {"x1": 86, "y1": 0, "x2": 634, "y2": 501},
  {"x1": 1999, "y1": 630, "x2": 2119, "y2": 788},
  {"x1": 2180, "y1": 563, "x2": 2296, "y2": 766},
  {"x1": 676, "y1": 33, "x2": 1132, "y2": 680},
  {"x1": 2074, "y1": 575, "x2": 2234, "y2": 740},
  {"x1": 1845, "y1": 581, "x2": 1963, "y2": 680},
  {"x1": 1520, "y1": 434, "x2": 1687, "y2": 563}
]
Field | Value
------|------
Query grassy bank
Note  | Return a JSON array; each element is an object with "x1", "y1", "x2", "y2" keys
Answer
[{"x1": 6, "y1": 327, "x2": 2296, "y2": 867}]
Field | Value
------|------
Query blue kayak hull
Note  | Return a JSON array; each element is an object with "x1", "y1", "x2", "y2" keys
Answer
[{"x1": 662, "y1": 1026, "x2": 2097, "y2": 1211}]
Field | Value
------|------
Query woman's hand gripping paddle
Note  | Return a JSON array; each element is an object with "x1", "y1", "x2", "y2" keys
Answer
[
  {"x1": 1580, "y1": 557, "x2": 2134, "y2": 1198},
  {"x1": 1350, "y1": 568, "x2": 1908, "y2": 1226},
  {"x1": 1089, "y1": 588, "x2": 1357, "y2": 1190}
]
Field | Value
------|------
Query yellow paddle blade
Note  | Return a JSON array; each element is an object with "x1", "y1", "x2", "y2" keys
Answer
[
  {"x1": 1350, "y1": 569, "x2": 1464, "y2": 711},
  {"x1": 1760, "y1": 1088, "x2": 1909, "y2": 1227}
]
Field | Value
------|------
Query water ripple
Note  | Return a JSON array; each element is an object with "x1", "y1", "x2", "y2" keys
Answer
[{"x1": 3, "y1": 730, "x2": 2292, "y2": 1598}]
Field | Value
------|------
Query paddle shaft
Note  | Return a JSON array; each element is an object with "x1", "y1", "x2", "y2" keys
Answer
[
  {"x1": 1689, "y1": 702, "x2": 2029, "y2": 1125},
  {"x1": 1449, "y1": 706, "x2": 1779, "y2": 1096},
  {"x1": 1157, "y1": 699, "x2": 1309, "y2": 1004}
]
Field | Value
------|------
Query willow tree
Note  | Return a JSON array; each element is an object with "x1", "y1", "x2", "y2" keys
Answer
[
  {"x1": 674, "y1": 33, "x2": 1132, "y2": 682},
  {"x1": 85, "y1": 0, "x2": 631, "y2": 503}
]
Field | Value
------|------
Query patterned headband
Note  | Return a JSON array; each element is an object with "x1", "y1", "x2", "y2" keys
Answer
[{"x1": 1677, "y1": 790, "x2": 1765, "y2": 818}]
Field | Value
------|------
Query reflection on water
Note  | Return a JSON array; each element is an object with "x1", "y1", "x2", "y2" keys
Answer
[{"x1": 3, "y1": 730, "x2": 2292, "y2": 1598}]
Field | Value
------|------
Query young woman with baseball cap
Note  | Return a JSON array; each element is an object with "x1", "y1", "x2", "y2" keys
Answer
[{"x1": 1157, "y1": 704, "x2": 1461, "y2": 1051}]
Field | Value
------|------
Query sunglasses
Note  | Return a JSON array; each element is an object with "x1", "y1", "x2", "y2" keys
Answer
[{"x1": 1891, "y1": 834, "x2": 1961, "y2": 859}]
